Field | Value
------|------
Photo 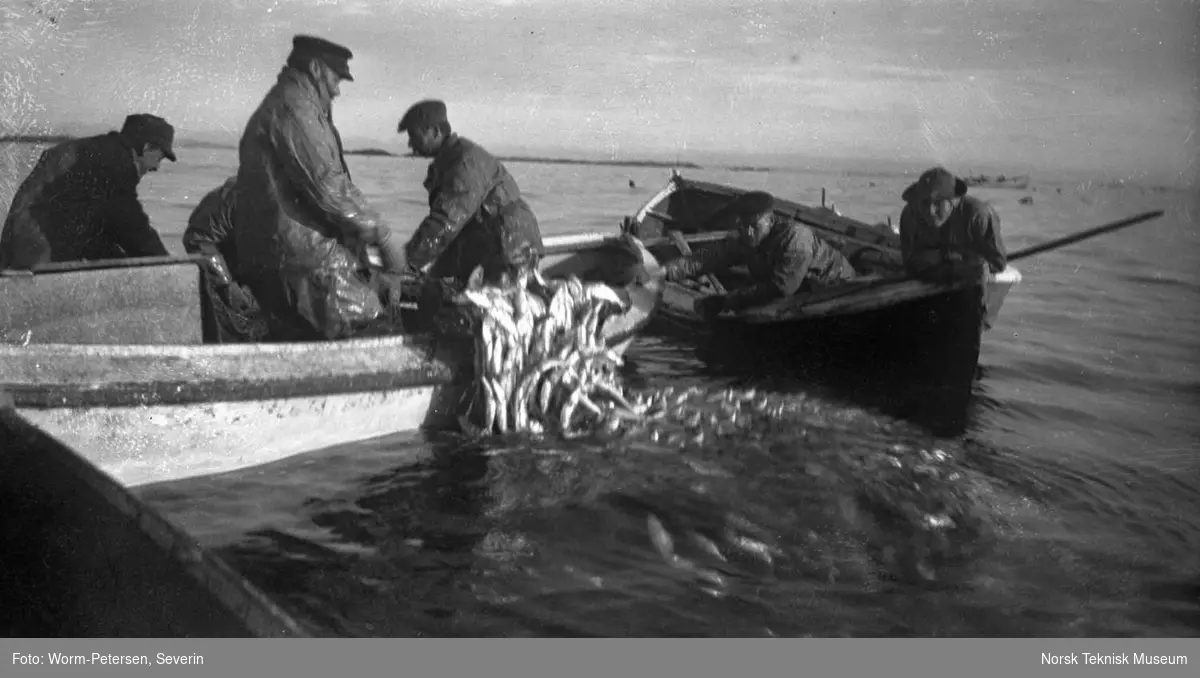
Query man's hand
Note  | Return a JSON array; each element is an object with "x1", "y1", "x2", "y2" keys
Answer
[
  {"x1": 377, "y1": 234, "x2": 411, "y2": 275},
  {"x1": 693, "y1": 294, "x2": 728, "y2": 320},
  {"x1": 200, "y1": 254, "x2": 234, "y2": 288}
]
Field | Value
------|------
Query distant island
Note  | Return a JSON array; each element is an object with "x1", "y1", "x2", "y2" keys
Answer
[
  {"x1": 344, "y1": 148, "x2": 398, "y2": 157},
  {"x1": 344, "y1": 147, "x2": 703, "y2": 170},
  {"x1": 963, "y1": 173, "x2": 1031, "y2": 190},
  {"x1": 0, "y1": 134, "x2": 76, "y2": 144}
]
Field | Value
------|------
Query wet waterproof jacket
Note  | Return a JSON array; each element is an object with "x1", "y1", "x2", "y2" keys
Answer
[
  {"x1": 665, "y1": 216, "x2": 858, "y2": 308},
  {"x1": 183, "y1": 176, "x2": 239, "y2": 285},
  {"x1": 233, "y1": 67, "x2": 394, "y2": 341},
  {"x1": 899, "y1": 195, "x2": 1007, "y2": 278},
  {"x1": 0, "y1": 132, "x2": 169, "y2": 269},
  {"x1": 406, "y1": 134, "x2": 544, "y2": 284}
]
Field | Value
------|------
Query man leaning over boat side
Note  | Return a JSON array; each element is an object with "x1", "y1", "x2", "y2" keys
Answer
[
  {"x1": 897, "y1": 166, "x2": 1007, "y2": 284},
  {"x1": 659, "y1": 191, "x2": 860, "y2": 320},
  {"x1": 231, "y1": 34, "x2": 410, "y2": 342},
  {"x1": 0, "y1": 114, "x2": 176, "y2": 270},
  {"x1": 183, "y1": 176, "x2": 269, "y2": 343},
  {"x1": 396, "y1": 99, "x2": 546, "y2": 330}
]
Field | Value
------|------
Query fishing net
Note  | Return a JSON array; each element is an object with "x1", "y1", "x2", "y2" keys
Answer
[
  {"x1": 199, "y1": 275, "x2": 270, "y2": 344},
  {"x1": 455, "y1": 269, "x2": 655, "y2": 438}
]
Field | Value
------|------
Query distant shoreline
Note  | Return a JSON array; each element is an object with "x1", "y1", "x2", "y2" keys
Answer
[
  {"x1": 0, "y1": 136, "x2": 702, "y2": 171},
  {"x1": 0, "y1": 134, "x2": 1182, "y2": 191},
  {"x1": 343, "y1": 146, "x2": 702, "y2": 170}
]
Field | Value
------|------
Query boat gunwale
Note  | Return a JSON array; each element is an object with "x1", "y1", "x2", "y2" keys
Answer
[{"x1": 0, "y1": 406, "x2": 313, "y2": 638}]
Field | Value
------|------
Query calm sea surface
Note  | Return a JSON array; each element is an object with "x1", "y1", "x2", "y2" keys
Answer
[{"x1": 4, "y1": 144, "x2": 1198, "y2": 637}]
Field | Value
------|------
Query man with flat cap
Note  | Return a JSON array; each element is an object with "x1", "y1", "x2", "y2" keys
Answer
[
  {"x1": 0, "y1": 113, "x2": 176, "y2": 269},
  {"x1": 898, "y1": 166, "x2": 1007, "y2": 283},
  {"x1": 661, "y1": 190, "x2": 860, "y2": 319},
  {"x1": 396, "y1": 98, "x2": 545, "y2": 322},
  {"x1": 233, "y1": 34, "x2": 409, "y2": 341}
]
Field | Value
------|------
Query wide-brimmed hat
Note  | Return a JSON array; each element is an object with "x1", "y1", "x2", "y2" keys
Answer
[{"x1": 902, "y1": 166, "x2": 967, "y2": 202}]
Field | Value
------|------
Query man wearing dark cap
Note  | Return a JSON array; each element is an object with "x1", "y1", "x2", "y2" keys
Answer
[
  {"x1": 898, "y1": 166, "x2": 1007, "y2": 283},
  {"x1": 662, "y1": 190, "x2": 860, "y2": 319},
  {"x1": 0, "y1": 113, "x2": 176, "y2": 269},
  {"x1": 396, "y1": 98, "x2": 544, "y2": 308},
  {"x1": 233, "y1": 34, "x2": 409, "y2": 341}
]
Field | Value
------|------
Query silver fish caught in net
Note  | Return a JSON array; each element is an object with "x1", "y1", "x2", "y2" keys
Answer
[{"x1": 455, "y1": 269, "x2": 648, "y2": 439}]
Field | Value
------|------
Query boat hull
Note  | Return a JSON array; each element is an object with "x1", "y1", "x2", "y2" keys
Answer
[
  {"x1": 0, "y1": 235, "x2": 663, "y2": 487},
  {"x1": 623, "y1": 172, "x2": 1022, "y2": 431},
  {"x1": 0, "y1": 405, "x2": 310, "y2": 637}
]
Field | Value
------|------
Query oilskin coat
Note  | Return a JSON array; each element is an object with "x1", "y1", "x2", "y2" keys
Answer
[
  {"x1": 183, "y1": 176, "x2": 240, "y2": 281},
  {"x1": 0, "y1": 133, "x2": 169, "y2": 269},
  {"x1": 898, "y1": 195, "x2": 1007, "y2": 278},
  {"x1": 406, "y1": 134, "x2": 544, "y2": 284},
  {"x1": 666, "y1": 216, "x2": 858, "y2": 308},
  {"x1": 234, "y1": 67, "x2": 392, "y2": 341}
]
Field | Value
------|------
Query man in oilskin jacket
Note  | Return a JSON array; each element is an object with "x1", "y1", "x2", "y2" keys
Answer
[
  {"x1": 0, "y1": 114, "x2": 176, "y2": 269},
  {"x1": 184, "y1": 176, "x2": 241, "y2": 286},
  {"x1": 233, "y1": 35, "x2": 408, "y2": 342},
  {"x1": 184, "y1": 176, "x2": 269, "y2": 343},
  {"x1": 897, "y1": 166, "x2": 1007, "y2": 284},
  {"x1": 662, "y1": 191, "x2": 859, "y2": 319},
  {"x1": 396, "y1": 99, "x2": 545, "y2": 329}
]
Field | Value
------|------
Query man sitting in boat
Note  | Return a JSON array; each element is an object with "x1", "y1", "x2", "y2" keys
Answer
[
  {"x1": 662, "y1": 191, "x2": 859, "y2": 319},
  {"x1": 183, "y1": 176, "x2": 268, "y2": 343},
  {"x1": 396, "y1": 99, "x2": 545, "y2": 328},
  {"x1": 898, "y1": 166, "x2": 1007, "y2": 283},
  {"x1": 232, "y1": 35, "x2": 410, "y2": 342},
  {"x1": 0, "y1": 114, "x2": 177, "y2": 269}
]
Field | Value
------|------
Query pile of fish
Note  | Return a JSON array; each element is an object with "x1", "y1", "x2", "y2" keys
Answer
[{"x1": 455, "y1": 270, "x2": 650, "y2": 438}]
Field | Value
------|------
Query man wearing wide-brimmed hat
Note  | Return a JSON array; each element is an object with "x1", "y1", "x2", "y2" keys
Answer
[
  {"x1": 0, "y1": 113, "x2": 176, "y2": 269},
  {"x1": 898, "y1": 166, "x2": 1007, "y2": 283},
  {"x1": 232, "y1": 34, "x2": 409, "y2": 341}
]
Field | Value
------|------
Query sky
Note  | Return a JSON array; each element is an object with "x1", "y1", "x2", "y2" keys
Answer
[{"x1": 1, "y1": 0, "x2": 1197, "y2": 183}]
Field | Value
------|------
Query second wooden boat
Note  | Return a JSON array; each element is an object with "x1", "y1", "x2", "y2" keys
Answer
[{"x1": 621, "y1": 171, "x2": 1021, "y2": 408}]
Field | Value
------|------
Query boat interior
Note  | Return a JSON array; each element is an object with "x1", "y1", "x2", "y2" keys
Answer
[
  {"x1": 625, "y1": 177, "x2": 907, "y2": 303},
  {"x1": 0, "y1": 234, "x2": 664, "y2": 348}
]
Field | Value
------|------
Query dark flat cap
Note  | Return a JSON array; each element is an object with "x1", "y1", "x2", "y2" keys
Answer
[
  {"x1": 397, "y1": 99, "x2": 448, "y2": 132},
  {"x1": 902, "y1": 166, "x2": 967, "y2": 203},
  {"x1": 290, "y1": 34, "x2": 355, "y2": 81},
  {"x1": 727, "y1": 191, "x2": 775, "y2": 216},
  {"x1": 120, "y1": 113, "x2": 176, "y2": 161}
]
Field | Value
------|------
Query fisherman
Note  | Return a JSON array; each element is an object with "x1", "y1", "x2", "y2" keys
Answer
[
  {"x1": 183, "y1": 176, "x2": 268, "y2": 342},
  {"x1": 396, "y1": 99, "x2": 545, "y2": 328},
  {"x1": 898, "y1": 166, "x2": 1007, "y2": 283},
  {"x1": 0, "y1": 114, "x2": 176, "y2": 269},
  {"x1": 184, "y1": 176, "x2": 240, "y2": 287},
  {"x1": 662, "y1": 191, "x2": 859, "y2": 319},
  {"x1": 233, "y1": 35, "x2": 409, "y2": 342}
]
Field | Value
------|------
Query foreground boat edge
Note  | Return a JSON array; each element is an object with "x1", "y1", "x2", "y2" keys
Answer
[{"x1": 0, "y1": 401, "x2": 313, "y2": 638}]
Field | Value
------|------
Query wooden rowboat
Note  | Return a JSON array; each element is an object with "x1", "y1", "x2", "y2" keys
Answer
[
  {"x1": 0, "y1": 234, "x2": 664, "y2": 488},
  {"x1": 0, "y1": 399, "x2": 312, "y2": 637},
  {"x1": 621, "y1": 171, "x2": 1021, "y2": 423}
]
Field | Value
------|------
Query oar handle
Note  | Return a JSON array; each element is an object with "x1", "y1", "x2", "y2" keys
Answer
[{"x1": 1007, "y1": 210, "x2": 1165, "y2": 263}]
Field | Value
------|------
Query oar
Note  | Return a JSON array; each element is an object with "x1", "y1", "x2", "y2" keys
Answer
[{"x1": 1005, "y1": 210, "x2": 1165, "y2": 263}]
